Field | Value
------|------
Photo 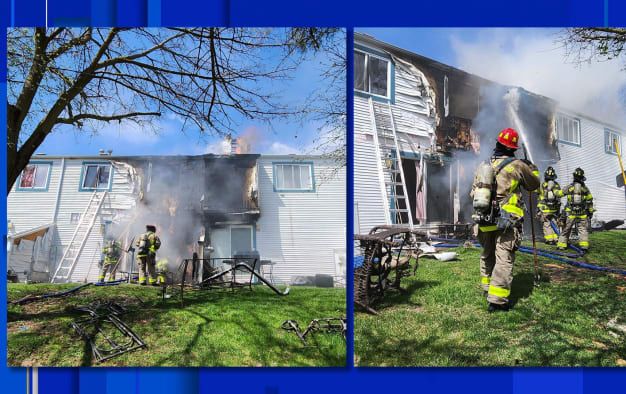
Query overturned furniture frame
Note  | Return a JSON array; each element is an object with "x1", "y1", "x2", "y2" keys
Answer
[
  {"x1": 354, "y1": 225, "x2": 429, "y2": 314},
  {"x1": 178, "y1": 256, "x2": 289, "y2": 306},
  {"x1": 71, "y1": 301, "x2": 146, "y2": 363}
]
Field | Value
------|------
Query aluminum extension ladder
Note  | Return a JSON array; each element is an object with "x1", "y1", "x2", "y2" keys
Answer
[
  {"x1": 51, "y1": 191, "x2": 107, "y2": 282},
  {"x1": 368, "y1": 97, "x2": 414, "y2": 227}
]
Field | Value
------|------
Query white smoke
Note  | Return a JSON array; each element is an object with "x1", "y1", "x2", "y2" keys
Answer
[{"x1": 451, "y1": 29, "x2": 626, "y2": 126}]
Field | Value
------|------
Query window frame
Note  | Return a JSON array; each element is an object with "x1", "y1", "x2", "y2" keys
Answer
[
  {"x1": 353, "y1": 44, "x2": 394, "y2": 103},
  {"x1": 79, "y1": 161, "x2": 114, "y2": 192},
  {"x1": 605, "y1": 129, "x2": 622, "y2": 155},
  {"x1": 555, "y1": 113, "x2": 581, "y2": 147},
  {"x1": 272, "y1": 161, "x2": 316, "y2": 193},
  {"x1": 15, "y1": 161, "x2": 53, "y2": 192}
]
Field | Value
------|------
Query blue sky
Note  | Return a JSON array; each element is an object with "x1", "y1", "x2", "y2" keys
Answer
[
  {"x1": 37, "y1": 33, "x2": 344, "y2": 157},
  {"x1": 357, "y1": 28, "x2": 626, "y2": 125}
]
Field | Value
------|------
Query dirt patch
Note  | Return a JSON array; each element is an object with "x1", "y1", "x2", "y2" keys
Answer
[{"x1": 617, "y1": 359, "x2": 626, "y2": 366}]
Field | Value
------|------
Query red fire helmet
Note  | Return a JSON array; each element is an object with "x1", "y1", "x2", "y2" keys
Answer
[{"x1": 496, "y1": 128, "x2": 520, "y2": 150}]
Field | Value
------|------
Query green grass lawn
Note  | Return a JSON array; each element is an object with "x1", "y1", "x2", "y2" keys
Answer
[
  {"x1": 8, "y1": 284, "x2": 346, "y2": 367},
  {"x1": 355, "y1": 230, "x2": 626, "y2": 367}
]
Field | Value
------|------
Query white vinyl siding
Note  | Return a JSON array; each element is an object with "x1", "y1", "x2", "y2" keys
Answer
[
  {"x1": 256, "y1": 157, "x2": 346, "y2": 286},
  {"x1": 8, "y1": 159, "x2": 139, "y2": 283},
  {"x1": 556, "y1": 113, "x2": 581, "y2": 146}
]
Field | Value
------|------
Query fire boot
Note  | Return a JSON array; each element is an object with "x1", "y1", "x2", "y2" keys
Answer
[{"x1": 488, "y1": 303, "x2": 510, "y2": 313}]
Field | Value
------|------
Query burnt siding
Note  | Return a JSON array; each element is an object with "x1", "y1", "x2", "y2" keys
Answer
[
  {"x1": 353, "y1": 40, "x2": 437, "y2": 232},
  {"x1": 555, "y1": 111, "x2": 626, "y2": 223},
  {"x1": 256, "y1": 157, "x2": 346, "y2": 286}
]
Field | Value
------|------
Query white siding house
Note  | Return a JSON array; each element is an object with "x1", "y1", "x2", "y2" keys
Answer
[
  {"x1": 256, "y1": 156, "x2": 346, "y2": 286},
  {"x1": 7, "y1": 154, "x2": 346, "y2": 287},
  {"x1": 554, "y1": 110, "x2": 626, "y2": 223},
  {"x1": 354, "y1": 33, "x2": 626, "y2": 235}
]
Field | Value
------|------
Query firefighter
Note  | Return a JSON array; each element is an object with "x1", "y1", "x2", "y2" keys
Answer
[
  {"x1": 99, "y1": 239, "x2": 121, "y2": 283},
  {"x1": 135, "y1": 225, "x2": 161, "y2": 286},
  {"x1": 156, "y1": 258, "x2": 169, "y2": 285},
  {"x1": 557, "y1": 168, "x2": 594, "y2": 252},
  {"x1": 536, "y1": 166, "x2": 563, "y2": 245},
  {"x1": 471, "y1": 128, "x2": 540, "y2": 312}
]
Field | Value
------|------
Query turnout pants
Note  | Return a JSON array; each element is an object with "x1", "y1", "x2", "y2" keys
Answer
[
  {"x1": 557, "y1": 216, "x2": 589, "y2": 250},
  {"x1": 541, "y1": 214, "x2": 559, "y2": 244},
  {"x1": 137, "y1": 254, "x2": 157, "y2": 284},
  {"x1": 99, "y1": 260, "x2": 116, "y2": 282},
  {"x1": 478, "y1": 226, "x2": 522, "y2": 305}
]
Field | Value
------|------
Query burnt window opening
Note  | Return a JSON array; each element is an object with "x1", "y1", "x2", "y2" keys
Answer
[{"x1": 354, "y1": 50, "x2": 390, "y2": 98}]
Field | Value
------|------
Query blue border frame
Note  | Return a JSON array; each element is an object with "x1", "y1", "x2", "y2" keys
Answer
[
  {"x1": 604, "y1": 128, "x2": 622, "y2": 155},
  {"x1": 14, "y1": 160, "x2": 53, "y2": 192},
  {"x1": 272, "y1": 161, "x2": 316, "y2": 193},
  {"x1": 353, "y1": 43, "x2": 395, "y2": 104},
  {"x1": 556, "y1": 113, "x2": 582, "y2": 147},
  {"x1": 78, "y1": 161, "x2": 114, "y2": 192}
]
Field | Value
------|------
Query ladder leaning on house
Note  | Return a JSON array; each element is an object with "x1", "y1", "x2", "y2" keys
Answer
[
  {"x1": 51, "y1": 191, "x2": 108, "y2": 283},
  {"x1": 368, "y1": 97, "x2": 414, "y2": 228}
]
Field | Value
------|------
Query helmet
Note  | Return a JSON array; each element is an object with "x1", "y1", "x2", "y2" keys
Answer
[
  {"x1": 573, "y1": 167, "x2": 586, "y2": 182},
  {"x1": 496, "y1": 128, "x2": 520, "y2": 150},
  {"x1": 544, "y1": 166, "x2": 557, "y2": 180},
  {"x1": 146, "y1": 225, "x2": 157, "y2": 232}
]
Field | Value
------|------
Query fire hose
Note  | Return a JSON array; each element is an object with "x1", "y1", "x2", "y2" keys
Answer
[{"x1": 431, "y1": 239, "x2": 626, "y2": 276}]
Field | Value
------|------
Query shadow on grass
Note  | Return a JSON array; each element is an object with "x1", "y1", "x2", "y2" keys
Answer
[{"x1": 371, "y1": 280, "x2": 440, "y2": 311}]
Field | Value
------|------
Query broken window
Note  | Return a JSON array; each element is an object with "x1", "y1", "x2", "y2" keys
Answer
[
  {"x1": 556, "y1": 113, "x2": 581, "y2": 146},
  {"x1": 274, "y1": 163, "x2": 314, "y2": 192},
  {"x1": 354, "y1": 49, "x2": 390, "y2": 98},
  {"x1": 18, "y1": 163, "x2": 51, "y2": 190},
  {"x1": 82, "y1": 163, "x2": 112, "y2": 190},
  {"x1": 605, "y1": 129, "x2": 622, "y2": 155}
]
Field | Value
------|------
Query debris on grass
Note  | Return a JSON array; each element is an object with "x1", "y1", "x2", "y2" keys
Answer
[{"x1": 281, "y1": 317, "x2": 346, "y2": 346}]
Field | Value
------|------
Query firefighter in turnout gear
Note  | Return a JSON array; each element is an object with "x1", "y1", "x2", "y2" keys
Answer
[
  {"x1": 557, "y1": 168, "x2": 594, "y2": 252},
  {"x1": 135, "y1": 225, "x2": 161, "y2": 285},
  {"x1": 156, "y1": 258, "x2": 169, "y2": 285},
  {"x1": 536, "y1": 167, "x2": 563, "y2": 245},
  {"x1": 99, "y1": 239, "x2": 121, "y2": 282},
  {"x1": 471, "y1": 128, "x2": 540, "y2": 312}
]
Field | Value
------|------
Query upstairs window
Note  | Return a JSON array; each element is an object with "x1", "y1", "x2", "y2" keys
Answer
[
  {"x1": 556, "y1": 114, "x2": 581, "y2": 146},
  {"x1": 17, "y1": 162, "x2": 51, "y2": 190},
  {"x1": 354, "y1": 49, "x2": 390, "y2": 98},
  {"x1": 605, "y1": 129, "x2": 622, "y2": 155},
  {"x1": 273, "y1": 163, "x2": 314, "y2": 192},
  {"x1": 81, "y1": 163, "x2": 112, "y2": 191}
]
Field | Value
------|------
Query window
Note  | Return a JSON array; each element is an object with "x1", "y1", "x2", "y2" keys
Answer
[
  {"x1": 231, "y1": 226, "x2": 253, "y2": 255},
  {"x1": 17, "y1": 162, "x2": 51, "y2": 190},
  {"x1": 273, "y1": 163, "x2": 314, "y2": 192},
  {"x1": 354, "y1": 49, "x2": 390, "y2": 98},
  {"x1": 81, "y1": 163, "x2": 112, "y2": 191},
  {"x1": 70, "y1": 213, "x2": 81, "y2": 224},
  {"x1": 556, "y1": 114, "x2": 581, "y2": 146},
  {"x1": 605, "y1": 129, "x2": 622, "y2": 155}
]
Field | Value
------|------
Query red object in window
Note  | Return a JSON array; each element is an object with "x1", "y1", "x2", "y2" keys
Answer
[{"x1": 20, "y1": 165, "x2": 36, "y2": 188}]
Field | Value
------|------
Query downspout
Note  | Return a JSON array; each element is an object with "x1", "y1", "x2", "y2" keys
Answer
[
  {"x1": 51, "y1": 158, "x2": 65, "y2": 274},
  {"x1": 52, "y1": 158, "x2": 65, "y2": 223}
]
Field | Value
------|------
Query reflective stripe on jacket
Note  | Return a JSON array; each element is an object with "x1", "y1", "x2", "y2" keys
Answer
[{"x1": 476, "y1": 157, "x2": 540, "y2": 232}]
